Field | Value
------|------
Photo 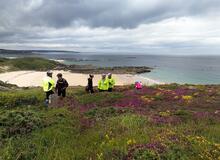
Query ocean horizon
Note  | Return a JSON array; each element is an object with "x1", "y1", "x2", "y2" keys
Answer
[{"x1": 1, "y1": 52, "x2": 220, "y2": 85}]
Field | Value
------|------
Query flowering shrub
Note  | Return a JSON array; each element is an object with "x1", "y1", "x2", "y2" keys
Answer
[
  {"x1": 182, "y1": 95, "x2": 193, "y2": 103},
  {"x1": 1, "y1": 84, "x2": 220, "y2": 159},
  {"x1": 126, "y1": 128, "x2": 220, "y2": 160}
]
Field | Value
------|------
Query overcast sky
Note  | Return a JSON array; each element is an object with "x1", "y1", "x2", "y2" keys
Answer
[{"x1": 0, "y1": 0, "x2": 220, "y2": 55}]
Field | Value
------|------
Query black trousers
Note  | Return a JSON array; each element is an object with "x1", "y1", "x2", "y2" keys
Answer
[
  {"x1": 58, "y1": 89, "x2": 66, "y2": 97},
  {"x1": 45, "y1": 90, "x2": 54, "y2": 99},
  {"x1": 88, "y1": 88, "x2": 94, "y2": 93},
  {"x1": 108, "y1": 88, "x2": 113, "y2": 92},
  {"x1": 86, "y1": 86, "x2": 94, "y2": 93}
]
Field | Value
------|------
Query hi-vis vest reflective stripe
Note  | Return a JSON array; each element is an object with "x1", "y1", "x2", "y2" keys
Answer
[
  {"x1": 43, "y1": 77, "x2": 55, "y2": 92},
  {"x1": 108, "y1": 78, "x2": 115, "y2": 88},
  {"x1": 98, "y1": 79, "x2": 109, "y2": 90}
]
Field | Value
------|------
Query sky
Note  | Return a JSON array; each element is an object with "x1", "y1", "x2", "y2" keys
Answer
[{"x1": 0, "y1": 0, "x2": 220, "y2": 55}]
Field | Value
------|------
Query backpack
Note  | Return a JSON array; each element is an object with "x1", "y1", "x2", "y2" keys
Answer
[{"x1": 135, "y1": 81, "x2": 143, "y2": 89}]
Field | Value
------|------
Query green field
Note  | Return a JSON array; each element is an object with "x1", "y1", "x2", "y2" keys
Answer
[{"x1": 0, "y1": 84, "x2": 220, "y2": 160}]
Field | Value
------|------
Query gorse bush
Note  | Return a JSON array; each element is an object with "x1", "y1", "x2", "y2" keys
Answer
[
  {"x1": 0, "y1": 88, "x2": 44, "y2": 108},
  {"x1": 0, "y1": 110, "x2": 45, "y2": 139}
]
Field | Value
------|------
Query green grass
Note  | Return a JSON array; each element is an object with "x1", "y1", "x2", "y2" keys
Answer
[
  {"x1": 0, "y1": 85, "x2": 219, "y2": 159},
  {"x1": 75, "y1": 92, "x2": 124, "y2": 105}
]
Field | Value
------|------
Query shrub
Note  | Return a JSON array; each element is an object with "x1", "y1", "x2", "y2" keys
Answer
[
  {"x1": 0, "y1": 88, "x2": 44, "y2": 108},
  {"x1": 174, "y1": 110, "x2": 192, "y2": 121},
  {"x1": 0, "y1": 110, "x2": 45, "y2": 138},
  {"x1": 132, "y1": 149, "x2": 158, "y2": 160}
]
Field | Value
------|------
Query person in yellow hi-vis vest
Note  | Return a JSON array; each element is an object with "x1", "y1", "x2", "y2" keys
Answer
[
  {"x1": 98, "y1": 74, "x2": 109, "y2": 92},
  {"x1": 107, "y1": 73, "x2": 115, "y2": 92},
  {"x1": 43, "y1": 71, "x2": 55, "y2": 105}
]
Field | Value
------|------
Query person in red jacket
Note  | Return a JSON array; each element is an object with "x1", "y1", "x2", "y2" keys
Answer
[{"x1": 55, "y1": 73, "x2": 69, "y2": 98}]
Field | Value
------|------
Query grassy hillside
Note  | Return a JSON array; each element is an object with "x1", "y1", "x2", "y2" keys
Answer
[
  {"x1": 0, "y1": 57, "x2": 59, "y2": 72},
  {"x1": 0, "y1": 84, "x2": 220, "y2": 159}
]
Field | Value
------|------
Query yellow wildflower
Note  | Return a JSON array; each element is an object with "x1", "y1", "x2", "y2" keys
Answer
[
  {"x1": 159, "y1": 110, "x2": 171, "y2": 117},
  {"x1": 182, "y1": 95, "x2": 193, "y2": 100},
  {"x1": 193, "y1": 92, "x2": 199, "y2": 96},
  {"x1": 174, "y1": 96, "x2": 179, "y2": 99},
  {"x1": 156, "y1": 92, "x2": 162, "y2": 96},
  {"x1": 105, "y1": 134, "x2": 109, "y2": 140},
  {"x1": 182, "y1": 95, "x2": 193, "y2": 103},
  {"x1": 127, "y1": 139, "x2": 136, "y2": 145},
  {"x1": 97, "y1": 152, "x2": 103, "y2": 160}
]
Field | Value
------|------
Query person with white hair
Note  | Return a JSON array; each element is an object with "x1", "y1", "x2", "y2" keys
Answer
[
  {"x1": 98, "y1": 74, "x2": 109, "y2": 92},
  {"x1": 107, "y1": 73, "x2": 115, "y2": 92}
]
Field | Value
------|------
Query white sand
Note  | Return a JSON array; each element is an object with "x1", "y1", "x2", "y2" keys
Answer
[{"x1": 0, "y1": 70, "x2": 162, "y2": 87}]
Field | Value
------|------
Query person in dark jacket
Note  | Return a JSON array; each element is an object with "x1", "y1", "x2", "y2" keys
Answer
[
  {"x1": 86, "y1": 74, "x2": 94, "y2": 93},
  {"x1": 55, "y1": 73, "x2": 69, "y2": 98}
]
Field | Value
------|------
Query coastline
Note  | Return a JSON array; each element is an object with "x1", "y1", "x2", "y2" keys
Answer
[{"x1": 0, "y1": 70, "x2": 163, "y2": 87}]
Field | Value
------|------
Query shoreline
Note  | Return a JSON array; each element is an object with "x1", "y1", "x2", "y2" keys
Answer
[{"x1": 0, "y1": 70, "x2": 163, "y2": 87}]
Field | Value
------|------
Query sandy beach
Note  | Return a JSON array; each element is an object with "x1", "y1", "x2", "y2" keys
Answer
[{"x1": 0, "y1": 70, "x2": 162, "y2": 87}]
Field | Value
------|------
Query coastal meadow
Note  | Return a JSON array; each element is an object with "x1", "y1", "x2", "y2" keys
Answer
[{"x1": 0, "y1": 83, "x2": 220, "y2": 159}]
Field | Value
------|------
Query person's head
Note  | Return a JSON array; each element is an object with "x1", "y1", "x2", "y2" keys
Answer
[
  {"x1": 89, "y1": 74, "x2": 94, "y2": 79},
  {"x1": 57, "y1": 73, "x2": 63, "y2": 80},
  {"x1": 108, "y1": 73, "x2": 112, "y2": 79},
  {"x1": 47, "y1": 70, "x2": 53, "y2": 78},
  {"x1": 102, "y1": 74, "x2": 106, "y2": 80}
]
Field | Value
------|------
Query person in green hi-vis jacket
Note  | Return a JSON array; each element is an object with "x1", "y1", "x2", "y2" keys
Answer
[
  {"x1": 107, "y1": 73, "x2": 115, "y2": 92},
  {"x1": 98, "y1": 74, "x2": 109, "y2": 92},
  {"x1": 42, "y1": 71, "x2": 55, "y2": 105}
]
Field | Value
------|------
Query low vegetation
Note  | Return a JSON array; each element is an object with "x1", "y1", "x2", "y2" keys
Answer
[
  {"x1": 0, "y1": 83, "x2": 219, "y2": 159},
  {"x1": 0, "y1": 57, "x2": 59, "y2": 72}
]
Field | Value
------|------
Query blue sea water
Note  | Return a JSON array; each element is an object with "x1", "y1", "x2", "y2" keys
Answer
[{"x1": 1, "y1": 52, "x2": 220, "y2": 84}]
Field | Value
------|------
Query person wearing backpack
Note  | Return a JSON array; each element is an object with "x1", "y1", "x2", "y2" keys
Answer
[{"x1": 86, "y1": 74, "x2": 94, "y2": 93}]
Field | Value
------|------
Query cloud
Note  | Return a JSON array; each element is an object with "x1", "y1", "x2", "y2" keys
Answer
[
  {"x1": 1, "y1": 0, "x2": 220, "y2": 28},
  {"x1": 0, "y1": 0, "x2": 220, "y2": 54}
]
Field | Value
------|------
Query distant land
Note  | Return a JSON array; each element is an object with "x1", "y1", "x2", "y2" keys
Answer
[
  {"x1": 0, "y1": 49, "x2": 79, "y2": 54},
  {"x1": 0, "y1": 57, "x2": 152, "y2": 74}
]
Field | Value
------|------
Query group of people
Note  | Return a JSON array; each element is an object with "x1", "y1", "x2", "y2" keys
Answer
[
  {"x1": 86, "y1": 73, "x2": 115, "y2": 93},
  {"x1": 42, "y1": 71, "x2": 69, "y2": 104},
  {"x1": 42, "y1": 71, "x2": 116, "y2": 105}
]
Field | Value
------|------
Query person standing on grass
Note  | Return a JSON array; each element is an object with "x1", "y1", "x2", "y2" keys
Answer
[
  {"x1": 55, "y1": 73, "x2": 69, "y2": 98},
  {"x1": 107, "y1": 73, "x2": 115, "y2": 92},
  {"x1": 86, "y1": 74, "x2": 94, "y2": 93},
  {"x1": 98, "y1": 74, "x2": 109, "y2": 92},
  {"x1": 43, "y1": 71, "x2": 55, "y2": 105}
]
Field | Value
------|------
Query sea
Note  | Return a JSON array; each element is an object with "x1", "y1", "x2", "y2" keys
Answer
[{"x1": 1, "y1": 51, "x2": 220, "y2": 84}]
